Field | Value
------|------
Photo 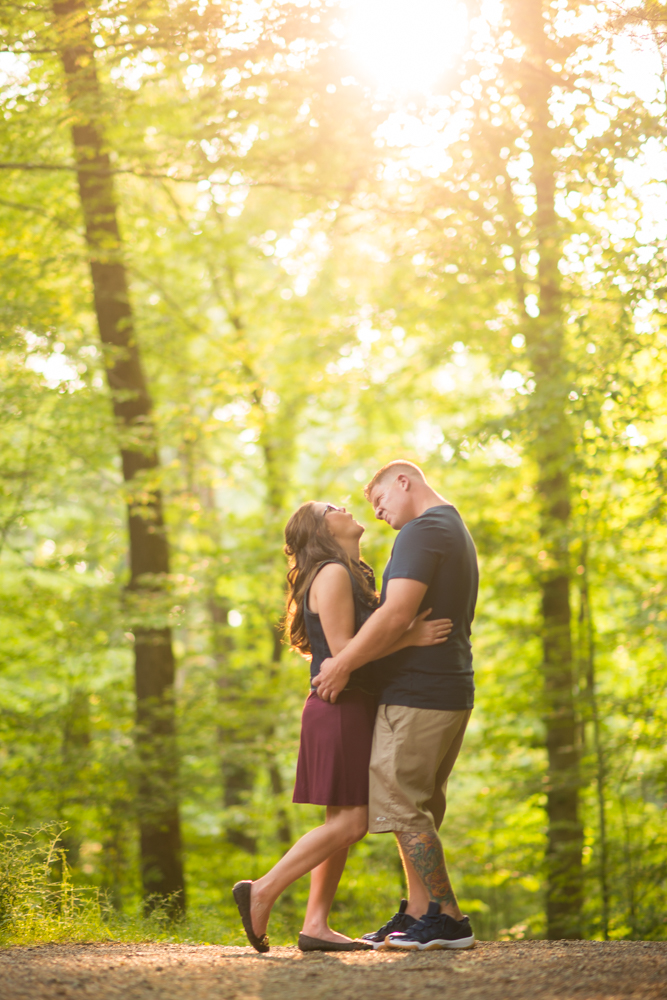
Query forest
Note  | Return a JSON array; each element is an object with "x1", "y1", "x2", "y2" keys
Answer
[{"x1": 0, "y1": 0, "x2": 666, "y2": 946}]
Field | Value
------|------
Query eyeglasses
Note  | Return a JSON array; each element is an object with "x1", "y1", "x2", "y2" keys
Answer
[{"x1": 323, "y1": 504, "x2": 343, "y2": 516}]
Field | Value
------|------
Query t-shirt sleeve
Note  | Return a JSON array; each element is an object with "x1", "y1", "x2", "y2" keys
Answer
[{"x1": 385, "y1": 517, "x2": 442, "y2": 586}]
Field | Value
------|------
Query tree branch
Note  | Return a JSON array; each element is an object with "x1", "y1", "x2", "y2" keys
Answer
[
  {"x1": 0, "y1": 162, "x2": 324, "y2": 194},
  {"x1": 0, "y1": 48, "x2": 57, "y2": 53}
]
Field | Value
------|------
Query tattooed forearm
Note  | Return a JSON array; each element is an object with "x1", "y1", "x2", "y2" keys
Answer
[{"x1": 397, "y1": 831, "x2": 458, "y2": 908}]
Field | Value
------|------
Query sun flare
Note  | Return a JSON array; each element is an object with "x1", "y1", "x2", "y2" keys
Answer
[{"x1": 345, "y1": 0, "x2": 468, "y2": 94}]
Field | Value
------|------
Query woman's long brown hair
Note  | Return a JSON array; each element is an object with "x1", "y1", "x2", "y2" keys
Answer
[{"x1": 284, "y1": 501, "x2": 377, "y2": 655}]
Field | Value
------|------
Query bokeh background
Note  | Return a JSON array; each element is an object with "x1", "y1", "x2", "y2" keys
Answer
[{"x1": 0, "y1": 0, "x2": 665, "y2": 943}]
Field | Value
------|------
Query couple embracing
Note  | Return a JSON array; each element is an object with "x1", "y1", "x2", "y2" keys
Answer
[{"x1": 233, "y1": 460, "x2": 478, "y2": 953}]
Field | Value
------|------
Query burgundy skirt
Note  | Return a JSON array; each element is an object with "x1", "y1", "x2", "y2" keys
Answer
[{"x1": 293, "y1": 689, "x2": 377, "y2": 806}]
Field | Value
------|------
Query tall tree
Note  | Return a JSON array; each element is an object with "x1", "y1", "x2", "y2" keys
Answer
[
  {"x1": 3, "y1": 0, "x2": 666, "y2": 945},
  {"x1": 350, "y1": 0, "x2": 660, "y2": 939},
  {"x1": 50, "y1": 0, "x2": 184, "y2": 914},
  {"x1": 506, "y1": 0, "x2": 582, "y2": 939}
]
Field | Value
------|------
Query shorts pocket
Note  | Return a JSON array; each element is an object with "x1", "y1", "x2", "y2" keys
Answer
[{"x1": 382, "y1": 704, "x2": 400, "y2": 734}]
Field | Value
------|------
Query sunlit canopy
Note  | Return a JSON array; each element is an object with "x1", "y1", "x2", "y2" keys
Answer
[{"x1": 345, "y1": 0, "x2": 468, "y2": 93}]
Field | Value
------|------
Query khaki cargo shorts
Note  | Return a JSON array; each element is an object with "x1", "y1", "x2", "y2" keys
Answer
[{"x1": 368, "y1": 704, "x2": 471, "y2": 834}]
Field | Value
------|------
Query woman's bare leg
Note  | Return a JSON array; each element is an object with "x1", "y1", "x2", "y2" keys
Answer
[
  {"x1": 302, "y1": 845, "x2": 350, "y2": 942},
  {"x1": 249, "y1": 805, "x2": 367, "y2": 938}
]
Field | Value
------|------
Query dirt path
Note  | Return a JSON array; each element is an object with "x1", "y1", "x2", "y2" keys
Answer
[{"x1": 0, "y1": 940, "x2": 665, "y2": 1000}]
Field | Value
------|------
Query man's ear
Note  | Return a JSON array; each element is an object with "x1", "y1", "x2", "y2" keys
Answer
[{"x1": 396, "y1": 474, "x2": 410, "y2": 491}]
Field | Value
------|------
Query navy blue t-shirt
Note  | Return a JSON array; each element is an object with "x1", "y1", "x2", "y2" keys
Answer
[{"x1": 376, "y1": 504, "x2": 478, "y2": 711}]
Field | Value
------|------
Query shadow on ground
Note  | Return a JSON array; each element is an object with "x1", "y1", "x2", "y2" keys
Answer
[{"x1": 0, "y1": 940, "x2": 665, "y2": 999}]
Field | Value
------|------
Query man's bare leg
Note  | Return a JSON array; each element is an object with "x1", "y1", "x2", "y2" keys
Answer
[
  {"x1": 395, "y1": 836, "x2": 429, "y2": 918},
  {"x1": 396, "y1": 831, "x2": 464, "y2": 920}
]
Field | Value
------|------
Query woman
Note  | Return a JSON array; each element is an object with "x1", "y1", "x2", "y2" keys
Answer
[{"x1": 233, "y1": 501, "x2": 451, "y2": 952}]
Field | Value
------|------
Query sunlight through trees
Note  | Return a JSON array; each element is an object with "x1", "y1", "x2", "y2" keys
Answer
[{"x1": 0, "y1": 0, "x2": 666, "y2": 942}]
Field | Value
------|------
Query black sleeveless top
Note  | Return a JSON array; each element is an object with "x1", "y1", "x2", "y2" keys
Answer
[{"x1": 304, "y1": 559, "x2": 378, "y2": 695}]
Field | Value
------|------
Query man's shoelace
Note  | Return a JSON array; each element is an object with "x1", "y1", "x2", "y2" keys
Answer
[
  {"x1": 375, "y1": 912, "x2": 408, "y2": 937},
  {"x1": 401, "y1": 912, "x2": 450, "y2": 939}
]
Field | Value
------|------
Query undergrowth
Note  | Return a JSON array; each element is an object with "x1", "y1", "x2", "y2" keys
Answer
[{"x1": 0, "y1": 817, "x2": 240, "y2": 947}]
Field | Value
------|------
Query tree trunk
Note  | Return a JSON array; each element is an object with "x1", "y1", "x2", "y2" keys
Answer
[
  {"x1": 508, "y1": 0, "x2": 583, "y2": 938},
  {"x1": 209, "y1": 596, "x2": 258, "y2": 855},
  {"x1": 268, "y1": 624, "x2": 292, "y2": 848},
  {"x1": 579, "y1": 544, "x2": 610, "y2": 940},
  {"x1": 55, "y1": 687, "x2": 91, "y2": 881},
  {"x1": 213, "y1": 245, "x2": 294, "y2": 850},
  {"x1": 51, "y1": 0, "x2": 185, "y2": 915}
]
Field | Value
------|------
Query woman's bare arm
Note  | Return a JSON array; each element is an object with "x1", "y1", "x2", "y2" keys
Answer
[{"x1": 308, "y1": 563, "x2": 356, "y2": 656}]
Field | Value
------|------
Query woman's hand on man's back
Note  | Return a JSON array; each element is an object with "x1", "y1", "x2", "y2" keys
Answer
[{"x1": 405, "y1": 610, "x2": 452, "y2": 647}]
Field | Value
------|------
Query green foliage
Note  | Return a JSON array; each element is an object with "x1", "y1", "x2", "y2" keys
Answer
[
  {"x1": 0, "y1": 817, "x2": 110, "y2": 944},
  {"x1": 0, "y1": 0, "x2": 666, "y2": 945}
]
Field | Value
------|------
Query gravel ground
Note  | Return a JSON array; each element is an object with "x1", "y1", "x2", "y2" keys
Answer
[{"x1": 0, "y1": 940, "x2": 665, "y2": 1000}]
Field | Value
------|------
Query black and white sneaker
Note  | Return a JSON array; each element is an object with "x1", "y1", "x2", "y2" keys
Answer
[
  {"x1": 360, "y1": 898, "x2": 417, "y2": 950},
  {"x1": 386, "y1": 901, "x2": 475, "y2": 951}
]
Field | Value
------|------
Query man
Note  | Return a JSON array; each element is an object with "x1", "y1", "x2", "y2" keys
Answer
[{"x1": 313, "y1": 460, "x2": 478, "y2": 951}]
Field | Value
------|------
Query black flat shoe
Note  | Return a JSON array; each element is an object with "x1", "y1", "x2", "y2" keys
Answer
[
  {"x1": 232, "y1": 881, "x2": 270, "y2": 953},
  {"x1": 298, "y1": 933, "x2": 372, "y2": 952}
]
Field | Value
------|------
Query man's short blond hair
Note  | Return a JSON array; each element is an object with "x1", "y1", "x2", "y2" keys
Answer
[{"x1": 364, "y1": 460, "x2": 426, "y2": 500}]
